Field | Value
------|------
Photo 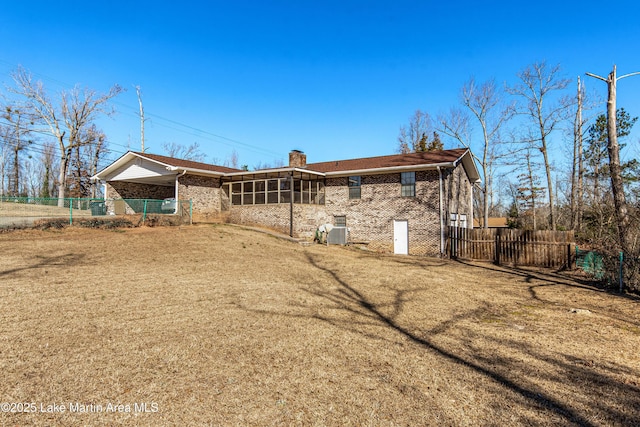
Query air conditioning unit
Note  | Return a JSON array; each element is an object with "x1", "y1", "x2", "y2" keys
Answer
[{"x1": 327, "y1": 227, "x2": 348, "y2": 245}]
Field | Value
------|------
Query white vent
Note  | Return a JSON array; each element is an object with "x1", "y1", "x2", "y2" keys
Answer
[{"x1": 327, "y1": 227, "x2": 348, "y2": 245}]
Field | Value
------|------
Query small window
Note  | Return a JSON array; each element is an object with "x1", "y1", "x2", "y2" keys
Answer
[
  {"x1": 450, "y1": 213, "x2": 458, "y2": 227},
  {"x1": 348, "y1": 176, "x2": 361, "y2": 199},
  {"x1": 334, "y1": 215, "x2": 346, "y2": 227},
  {"x1": 401, "y1": 172, "x2": 415, "y2": 197},
  {"x1": 459, "y1": 214, "x2": 468, "y2": 229}
]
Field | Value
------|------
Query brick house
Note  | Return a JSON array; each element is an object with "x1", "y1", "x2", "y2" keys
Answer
[{"x1": 93, "y1": 148, "x2": 479, "y2": 256}]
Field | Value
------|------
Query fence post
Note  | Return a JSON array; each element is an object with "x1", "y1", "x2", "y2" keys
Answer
[
  {"x1": 143, "y1": 199, "x2": 148, "y2": 224},
  {"x1": 495, "y1": 233, "x2": 501, "y2": 265},
  {"x1": 69, "y1": 198, "x2": 73, "y2": 225},
  {"x1": 619, "y1": 251, "x2": 624, "y2": 293}
]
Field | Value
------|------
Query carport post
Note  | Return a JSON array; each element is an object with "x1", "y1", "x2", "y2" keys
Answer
[{"x1": 289, "y1": 173, "x2": 294, "y2": 237}]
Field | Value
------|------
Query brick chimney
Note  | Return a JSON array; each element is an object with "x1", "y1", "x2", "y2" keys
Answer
[{"x1": 289, "y1": 150, "x2": 307, "y2": 168}]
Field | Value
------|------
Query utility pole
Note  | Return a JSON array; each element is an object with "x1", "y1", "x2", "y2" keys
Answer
[
  {"x1": 586, "y1": 65, "x2": 640, "y2": 289},
  {"x1": 135, "y1": 85, "x2": 145, "y2": 153}
]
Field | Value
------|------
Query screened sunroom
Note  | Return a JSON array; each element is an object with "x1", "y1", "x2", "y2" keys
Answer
[{"x1": 222, "y1": 169, "x2": 325, "y2": 206}]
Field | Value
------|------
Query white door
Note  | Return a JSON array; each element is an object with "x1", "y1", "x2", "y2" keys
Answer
[{"x1": 393, "y1": 220, "x2": 409, "y2": 255}]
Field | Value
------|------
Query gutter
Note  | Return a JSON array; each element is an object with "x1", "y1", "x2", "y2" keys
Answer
[
  {"x1": 167, "y1": 165, "x2": 225, "y2": 176},
  {"x1": 323, "y1": 161, "x2": 456, "y2": 177}
]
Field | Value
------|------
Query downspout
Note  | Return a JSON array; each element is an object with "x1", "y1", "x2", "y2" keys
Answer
[
  {"x1": 175, "y1": 170, "x2": 187, "y2": 214},
  {"x1": 438, "y1": 166, "x2": 445, "y2": 256},
  {"x1": 470, "y1": 182, "x2": 475, "y2": 229}
]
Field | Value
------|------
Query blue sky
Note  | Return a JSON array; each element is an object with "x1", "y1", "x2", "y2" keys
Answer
[{"x1": 1, "y1": 0, "x2": 639, "y2": 170}]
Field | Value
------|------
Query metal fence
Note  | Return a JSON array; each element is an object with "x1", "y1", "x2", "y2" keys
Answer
[
  {"x1": 0, "y1": 197, "x2": 192, "y2": 227},
  {"x1": 575, "y1": 246, "x2": 640, "y2": 292}
]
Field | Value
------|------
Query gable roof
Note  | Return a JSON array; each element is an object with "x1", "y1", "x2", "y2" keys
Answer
[
  {"x1": 93, "y1": 151, "x2": 243, "y2": 182},
  {"x1": 94, "y1": 148, "x2": 480, "y2": 184},
  {"x1": 131, "y1": 152, "x2": 242, "y2": 174}
]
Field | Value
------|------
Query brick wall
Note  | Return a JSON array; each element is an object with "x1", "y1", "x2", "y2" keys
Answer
[
  {"x1": 106, "y1": 181, "x2": 174, "y2": 200},
  {"x1": 443, "y1": 165, "x2": 472, "y2": 224},
  {"x1": 324, "y1": 170, "x2": 442, "y2": 256},
  {"x1": 178, "y1": 175, "x2": 223, "y2": 218},
  {"x1": 227, "y1": 203, "x2": 330, "y2": 236},
  {"x1": 223, "y1": 166, "x2": 471, "y2": 256}
]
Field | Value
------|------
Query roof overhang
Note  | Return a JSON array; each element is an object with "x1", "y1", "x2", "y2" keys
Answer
[
  {"x1": 324, "y1": 161, "x2": 458, "y2": 177},
  {"x1": 166, "y1": 165, "x2": 225, "y2": 177},
  {"x1": 92, "y1": 148, "x2": 482, "y2": 186},
  {"x1": 92, "y1": 152, "x2": 225, "y2": 186},
  {"x1": 457, "y1": 149, "x2": 481, "y2": 183},
  {"x1": 223, "y1": 167, "x2": 326, "y2": 181}
]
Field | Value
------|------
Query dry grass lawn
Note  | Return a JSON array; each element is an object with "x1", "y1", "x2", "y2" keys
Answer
[{"x1": 0, "y1": 224, "x2": 639, "y2": 426}]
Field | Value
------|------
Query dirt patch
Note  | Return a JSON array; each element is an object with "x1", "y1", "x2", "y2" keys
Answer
[{"x1": 0, "y1": 224, "x2": 638, "y2": 425}]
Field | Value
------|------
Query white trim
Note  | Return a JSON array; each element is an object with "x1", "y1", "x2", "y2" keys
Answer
[
  {"x1": 223, "y1": 167, "x2": 325, "y2": 178},
  {"x1": 166, "y1": 165, "x2": 226, "y2": 177}
]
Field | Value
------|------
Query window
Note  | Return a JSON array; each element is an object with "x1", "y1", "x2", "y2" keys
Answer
[
  {"x1": 225, "y1": 177, "x2": 325, "y2": 206},
  {"x1": 267, "y1": 179, "x2": 279, "y2": 203},
  {"x1": 231, "y1": 182, "x2": 242, "y2": 205},
  {"x1": 450, "y1": 213, "x2": 458, "y2": 227},
  {"x1": 450, "y1": 213, "x2": 468, "y2": 228},
  {"x1": 401, "y1": 172, "x2": 415, "y2": 197},
  {"x1": 243, "y1": 181, "x2": 254, "y2": 205},
  {"x1": 348, "y1": 176, "x2": 361, "y2": 199},
  {"x1": 334, "y1": 215, "x2": 346, "y2": 227},
  {"x1": 255, "y1": 181, "x2": 266, "y2": 204}
]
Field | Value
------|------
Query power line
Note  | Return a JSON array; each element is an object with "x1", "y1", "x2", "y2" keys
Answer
[{"x1": 1, "y1": 59, "x2": 283, "y2": 159}]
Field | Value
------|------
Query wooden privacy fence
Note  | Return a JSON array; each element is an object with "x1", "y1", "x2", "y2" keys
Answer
[{"x1": 447, "y1": 226, "x2": 575, "y2": 268}]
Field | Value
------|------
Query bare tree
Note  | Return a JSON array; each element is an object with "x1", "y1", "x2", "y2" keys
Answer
[
  {"x1": 0, "y1": 126, "x2": 8, "y2": 195},
  {"x1": 508, "y1": 61, "x2": 571, "y2": 230},
  {"x1": 516, "y1": 147, "x2": 546, "y2": 230},
  {"x1": 397, "y1": 110, "x2": 437, "y2": 153},
  {"x1": 253, "y1": 158, "x2": 286, "y2": 170},
  {"x1": 586, "y1": 66, "x2": 640, "y2": 270},
  {"x1": 570, "y1": 77, "x2": 585, "y2": 231},
  {"x1": 68, "y1": 125, "x2": 107, "y2": 198},
  {"x1": 10, "y1": 67, "x2": 123, "y2": 205},
  {"x1": 224, "y1": 149, "x2": 239, "y2": 169},
  {"x1": 162, "y1": 141, "x2": 206, "y2": 162},
  {"x1": 1, "y1": 105, "x2": 34, "y2": 196},
  {"x1": 440, "y1": 78, "x2": 513, "y2": 228},
  {"x1": 39, "y1": 141, "x2": 57, "y2": 198}
]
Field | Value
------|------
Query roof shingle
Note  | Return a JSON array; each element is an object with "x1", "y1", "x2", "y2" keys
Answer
[
  {"x1": 133, "y1": 152, "x2": 243, "y2": 174},
  {"x1": 305, "y1": 148, "x2": 468, "y2": 173}
]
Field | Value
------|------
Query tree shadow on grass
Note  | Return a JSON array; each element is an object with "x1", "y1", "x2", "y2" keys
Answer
[
  {"x1": 453, "y1": 259, "x2": 640, "y2": 329},
  {"x1": 237, "y1": 250, "x2": 640, "y2": 426},
  {"x1": 453, "y1": 259, "x2": 640, "y2": 302},
  {"x1": 0, "y1": 253, "x2": 85, "y2": 277}
]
